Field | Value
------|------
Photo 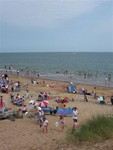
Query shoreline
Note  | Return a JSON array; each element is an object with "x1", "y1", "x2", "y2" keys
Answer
[{"x1": 0, "y1": 68, "x2": 113, "y2": 88}]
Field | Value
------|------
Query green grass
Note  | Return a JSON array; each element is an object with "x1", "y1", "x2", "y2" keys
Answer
[{"x1": 66, "y1": 114, "x2": 113, "y2": 144}]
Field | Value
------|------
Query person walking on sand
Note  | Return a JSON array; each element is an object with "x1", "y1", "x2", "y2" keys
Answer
[
  {"x1": 42, "y1": 116, "x2": 49, "y2": 133},
  {"x1": 83, "y1": 91, "x2": 88, "y2": 102},
  {"x1": 37, "y1": 108, "x2": 44, "y2": 127},
  {"x1": 73, "y1": 119, "x2": 80, "y2": 129},
  {"x1": 0, "y1": 96, "x2": 5, "y2": 110},
  {"x1": 42, "y1": 80, "x2": 45, "y2": 87},
  {"x1": 58, "y1": 115, "x2": 65, "y2": 131},
  {"x1": 105, "y1": 76, "x2": 108, "y2": 87},
  {"x1": 72, "y1": 107, "x2": 78, "y2": 125}
]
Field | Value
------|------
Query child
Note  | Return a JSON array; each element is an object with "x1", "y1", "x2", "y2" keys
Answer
[
  {"x1": 72, "y1": 107, "x2": 78, "y2": 120},
  {"x1": 42, "y1": 116, "x2": 49, "y2": 133},
  {"x1": 58, "y1": 115, "x2": 65, "y2": 131},
  {"x1": 37, "y1": 109, "x2": 44, "y2": 127},
  {"x1": 73, "y1": 119, "x2": 79, "y2": 128}
]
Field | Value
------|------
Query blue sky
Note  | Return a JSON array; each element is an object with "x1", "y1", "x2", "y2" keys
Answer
[{"x1": 0, "y1": 0, "x2": 113, "y2": 52}]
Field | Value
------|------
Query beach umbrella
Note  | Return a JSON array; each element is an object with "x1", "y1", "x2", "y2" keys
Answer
[{"x1": 39, "y1": 100, "x2": 49, "y2": 107}]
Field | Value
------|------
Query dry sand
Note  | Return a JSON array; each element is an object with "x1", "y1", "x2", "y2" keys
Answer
[{"x1": 0, "y1": 75, "x2": 113, "y2": 150}]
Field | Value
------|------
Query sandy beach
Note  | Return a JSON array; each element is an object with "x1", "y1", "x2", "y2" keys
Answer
[{"x1": 0, "y1": 74, "x2": 113, "y2": 150}]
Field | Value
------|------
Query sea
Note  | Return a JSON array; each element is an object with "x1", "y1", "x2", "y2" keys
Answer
[{"x1": 0, "y1": 52, "x2": 113, "y2": 87}]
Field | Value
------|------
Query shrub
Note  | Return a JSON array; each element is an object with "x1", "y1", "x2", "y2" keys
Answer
[{"x1": 66, "y1": 114, "x2": 113, "y2": 144}]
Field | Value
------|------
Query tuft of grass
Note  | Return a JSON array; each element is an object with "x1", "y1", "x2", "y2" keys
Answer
[{"x1": 66, "y1": 114, "x2": 113, "y2": 144}]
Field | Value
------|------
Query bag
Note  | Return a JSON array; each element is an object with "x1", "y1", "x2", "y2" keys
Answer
[{"x1": 55, "y1": 122, "x2": 59, "y2": 127}]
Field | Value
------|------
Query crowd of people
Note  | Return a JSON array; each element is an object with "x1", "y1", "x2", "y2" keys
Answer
[
  {"x1": 37, "y1": 92, "x2": 49, "y2": 101},
  {"x1": 10, "y1": 93, "x2": 25, "y2": 106},
  {"x1": 30, "y1": 105, "x2": 79, "y2": 133},
  {"x1": 0, "y1": 72, "x2": 113, "y2": 134}
]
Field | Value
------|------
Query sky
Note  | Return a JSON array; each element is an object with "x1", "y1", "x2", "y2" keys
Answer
[{"x1": 0, "y1": 0, "x2": 113, "y2": 52}]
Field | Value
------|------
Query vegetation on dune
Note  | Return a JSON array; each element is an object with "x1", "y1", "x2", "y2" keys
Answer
[{"x1": 66, "y1": 114, "x2": 113, "y2": 144}]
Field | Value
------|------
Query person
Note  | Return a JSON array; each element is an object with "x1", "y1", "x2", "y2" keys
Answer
[
  {"x1": 83, "y1": 91, "x2": 88, "y2": 102},
  {"x1": 42, "y1": 116, "x2": 49, "y2": 133},
  {"x1": 94, "y1": 85, "x2": 96, "y2": 90},
  {"x1": 25, "y1": 90, "x2": 29, "y2": 99},
  {"x1": 72, "y1": 107, "x2": 78, "y2": 123},
  {"x1": 0, "y1": 96, "x2": 5, "y2": 110},
  {"x1": 22, "y1": 105, "x2": 27, "y2": 113},
  {"x1": 42, "y1": 80, "x2": 45, "y2": 87},
  {"x1": 71, "y1": 98, "x2": 74, "y2": 102},
  {"x1": 11, "y1": 85, "x2": 14, "y2": 92},
  {"x1": 97, "y1": 96, "x2": 105, "y2": 104},
  {"x1": 37, "y1": 109, "x2": 44, "y2": 127},
  {"x1": 94, "y1": 92, "x2": 97, "y2": 99},
  {"x1": 105, "y1": 76, "x2": 108, "y2": 86},
  {"x1": 50, "y1": 107, "x2": 53, "y2": 115},
  {"x1": 10, "y1": 94, "x2": 14, "y2": 103},
  {"x1": 58, "y1": 115, "x2": 65, "y2": 131},
  {"x1": 5, "y1": 84, "x2": 8, "y2": 94},
  {"x1": 17, "y1": 70, "x2": 19, "y2": 76},
  {"x1": 53, "y1": 106, "x2": 58, "y2": 115},
  {"x1": 110, "y1": 95, "x2": 113, "y2": 105},
  {"x1": 73, "y1": 119, "x2": 79, "y2": 129},
  {"x1": 62, "y1": 104, "x2": 66, "y2": 108}
]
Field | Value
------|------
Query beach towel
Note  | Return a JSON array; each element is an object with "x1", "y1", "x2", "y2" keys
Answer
[{"x1": 57, "y1": 108, "x2": 73, "y2": 116}]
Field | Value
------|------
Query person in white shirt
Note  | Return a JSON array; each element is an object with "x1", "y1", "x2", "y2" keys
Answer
[
  {"x1": 97, "y1": 96, "x2": 105, "y2": 104},
  {"x1": 72, "y1": 107, "x2": 78, "y2": 123}
]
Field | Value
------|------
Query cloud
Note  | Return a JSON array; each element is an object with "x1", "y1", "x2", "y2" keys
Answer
[{"x1": 0, "y1": 0, "x2": 107, "y2": 27}]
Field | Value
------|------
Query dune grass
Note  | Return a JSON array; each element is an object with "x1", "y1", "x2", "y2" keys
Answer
[{"x1": 66, "y1": 114, "x2": 113, "y2": 144}]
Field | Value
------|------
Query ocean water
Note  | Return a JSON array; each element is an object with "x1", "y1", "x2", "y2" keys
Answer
[{"x1": 0, "y1": 52, "x2": 113, "y2": 87}]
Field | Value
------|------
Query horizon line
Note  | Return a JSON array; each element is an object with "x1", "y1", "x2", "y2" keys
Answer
[{"x1": 0, "y1": 51, "x2": 113, "y2": 53}]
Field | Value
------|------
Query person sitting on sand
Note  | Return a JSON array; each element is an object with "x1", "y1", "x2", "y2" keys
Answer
[
  {"x1": 22, "y1": 105, "x2": 27, "y2": 113},
  {"x1": 73, "y1": 90, "x2": 77, "y2": 94},
  {"x1": 53, "y1": 106, "x2": 58, "y2": 114},
  {"x1": 97, "y1": 96, "x2": 105, "y2": 104},
  {"x1": 42, "y1": 116, "x2": 49, "y2": 133},
  {"x1": 61, "y1": 104, "x2": 66, "y2": 108}
]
